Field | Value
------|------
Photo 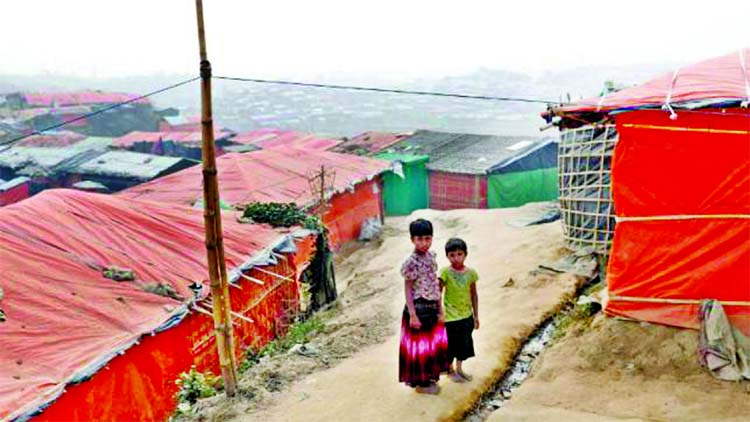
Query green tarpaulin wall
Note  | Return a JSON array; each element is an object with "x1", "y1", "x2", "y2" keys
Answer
[
  {"x1": 487, "y1": 167, "x2": 558, "y2": 208},
  {"x1": 375, "y1": 153, "x2": 429, "y2": 216}
]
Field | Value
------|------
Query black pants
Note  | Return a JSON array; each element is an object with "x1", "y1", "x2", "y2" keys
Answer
[{"x1": 445, "y1": 316, "x2": 475, "y2": 361}]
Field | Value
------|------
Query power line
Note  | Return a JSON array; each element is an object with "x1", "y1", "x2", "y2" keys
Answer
[
  {"x1": 2, "y1": 74, "x2": 747, "y2": 149},
  {"x1": 213, "y1": 75, "x2": 558, "y2": 105},
  {"x1": 3, "y1": 77, "x2": 200, "y2": 148},
  {"x1": 214, "y1": 75, "x2": 750, "y2": 118}
]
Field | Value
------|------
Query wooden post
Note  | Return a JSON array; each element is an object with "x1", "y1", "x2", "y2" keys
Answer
[
  {"x1": 194, "y1": 0, "x2": 238, "y2": 396},
  {"x1": 318, "y1": 165, "x2": 326, "y2": 219}
]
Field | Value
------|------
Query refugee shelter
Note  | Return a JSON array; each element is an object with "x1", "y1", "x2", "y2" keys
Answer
[
  {"x1": 0, "y1": 122, "x2": 25, "y2": 146},
  {"x1": 4, "y1": 91, "x2": 162, "y2": 137},
  {"x1": 113, "y1": 130, "x2": 236, "y2": 159},
  {"x1": 158, "y1": 115, "x2": 203, "y2": 132},
  {"x1": 0, "y1": 176, "x2": 30, "y2": 206},
  {"x1": 0, "y1": 137, "x2": 112, "y2": 193},
  {"x1": 332, "y1": 131, "x2": 411, "y2": 155},
  {"x1": 386, "y1": 130, "x2": 558, "y2": 210},
  {"x1": 231, "y1": 128, "x2": 343, "y2": 151},
  {"x1": 372, "y1": 153, "x2": 429, "y2": 216},
  {"x1": 555, "y1": 124, "x2": 618, "y2": 254},
  {"x1": 15, "y1": 130, "x2": 86, "y2": 147},
  {"x1": 0, "y1": 190, "x2": 317, "y2": 421},
  {"x1": 66, "y1": 150, "x2": 196, "y2": 192},
  {"x1": 549, "y1": 48, "x2": 750, "y2": 333},
  {"x1": 119, "y1": 148, "x2": 391, "y2": 248}
]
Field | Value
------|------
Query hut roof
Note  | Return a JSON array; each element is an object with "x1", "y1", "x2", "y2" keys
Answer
[{"x1": 387, "y1": 130, "x2": 550, "y2": 175}]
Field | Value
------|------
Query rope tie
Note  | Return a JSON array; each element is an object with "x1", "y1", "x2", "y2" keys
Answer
[
  {"x1": 661, "y1": 68, "x2": 680, "y2": 120},
  {"x1": 740, "y1": 49, "x2": 750, "y2": 108}
]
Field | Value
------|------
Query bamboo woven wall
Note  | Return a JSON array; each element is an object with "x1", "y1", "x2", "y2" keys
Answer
[{"x1": 558, "y1": 125, "x2": 618, "y2": 255}]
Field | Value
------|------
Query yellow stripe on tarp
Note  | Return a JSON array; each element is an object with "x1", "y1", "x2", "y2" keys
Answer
[
  {"x1": 610, "y1": 295, "x2": 750, "y2": 307},
  {"x1": 620, "y1": 123, "x2": 750, "y2": 135},
  {"x1": 616, "y1": 214, "x2": 750, "y2": 222}
]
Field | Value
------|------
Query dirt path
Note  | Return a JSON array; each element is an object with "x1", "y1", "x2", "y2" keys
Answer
[
  {"x1": 488, "y1": 315, "x2": 750, "y2": 422},
  {"x1": 190, "y1": 205, "x2": 585, "y2": 422}
]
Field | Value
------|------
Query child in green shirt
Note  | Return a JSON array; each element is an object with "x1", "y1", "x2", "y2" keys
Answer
[{"x1": 439, "y1": 238, "x2": 479, "y2": 382}]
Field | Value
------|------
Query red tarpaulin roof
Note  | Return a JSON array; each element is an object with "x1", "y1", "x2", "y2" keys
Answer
[
  {"x1": 232, "y1": 129, "x2": 342, "y2": 151},
  {"x1": 113, "y1": 130, "x2": 233, "y2": 148},
  {"x1": 333, "y1": 131, "x2": 411, "y2": 154},
  {"x1": 16, "y1": 131, "x2": 86, "y2": 147},
  {"x1": 560, "y1": 48, "x2": 750, "y2": 113},
  {"x1": 22, "y1": 91, "x2": 150, "y2": 107},
  {"x1": 118, "y1": 148, "x2": 390, "y2": 207},
  {"x1": 0, "y1": 189, "x2": 292, "y2": 420}
]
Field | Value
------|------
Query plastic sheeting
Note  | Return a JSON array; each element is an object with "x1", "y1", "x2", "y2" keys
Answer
[
  {"x1": 375, "y1": 153, "x2": 429, "y2": 216},
  {"x1": 487, "y1": 139, "x2": 558, "y2": 174},
  {"x1": 0, "y1": 189, "x2": 311, "y2": 421},
  {"x1": 119, "y1": 149, "x2": 390, "y2": 248},
  {"x1": 113, "y1": 130, "x2": 232, "y2": 148},
  {"x1": 34, "y1": 237, "x2": 315, "y2": 422},
  {"x1": 560, "y1": 48, "x2": 750, "y2": 114},
  {"x1": 333, "y1": 132, "x2": 411, "y2": 154},
  {"x1": 321, "y1": 179, "x2": 384, "y2": 247},
  {"x1": 487, "y1": 168, "x2": 558, "y2": 208},
  {"x1": 429, "y1": 171, "x2": 487, "y2": 210},
  {"x1": 0, "y1": 177, "x2": 30, "y2": 206},
  {"x1": 231, "y1": 129, "x2": 342, "y2": 151},
  {"x1": 606, "y1": 110, "x2": 750, "y2": 334},
  {"x1": 119, "y1": 150, "x2": 389, "y2": 208},
  {"x1": 22, "y1": 91, "x2": 150, "y2": 107},
  {"x1": 16, "y1": 131, "x2": 86, "y2": 147}
]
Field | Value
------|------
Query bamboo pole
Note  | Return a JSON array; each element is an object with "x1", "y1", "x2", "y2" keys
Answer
[{"x1": 195, "y1": 0, "x2": 238, "y2": 396}]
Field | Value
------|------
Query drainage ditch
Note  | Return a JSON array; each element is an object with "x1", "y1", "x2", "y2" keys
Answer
[{"x1": 463, "y1": 276, "x2": 602, "y2": 421}]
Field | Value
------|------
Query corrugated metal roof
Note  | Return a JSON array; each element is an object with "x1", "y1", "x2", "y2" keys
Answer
[
  {"x1": 0, "y1": 176, "x2": 30, "y2": 191},
  {"x1": 72, "y1": 151, "x2": 194, "y2": 180},
  {"x1": 0, "y1": 136, "x2": 115, "y2": 175},
  {"x1": 0, "y1": 146, "x2": 88, "y2": 170},
  {"x1": 374, "y1": 153, "x2": 429, "y2": 164},
  {"x1": 387, "y1": 130, "x2": 549, "y2": 175}
]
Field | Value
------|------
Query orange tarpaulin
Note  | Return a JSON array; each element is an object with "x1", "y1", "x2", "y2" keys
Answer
[
  {"x1": 35, "y1": 238, "x2": 315, "y2": 422},
  {"x1": 606, "y1": 110, "x2": 750, "y2": 334},
  {"x1": 560, "y1": 48, "x2": 750, "y2": 114},
  {"x1": 0, "y1": 190, "x2": 315, "y2": 421}
]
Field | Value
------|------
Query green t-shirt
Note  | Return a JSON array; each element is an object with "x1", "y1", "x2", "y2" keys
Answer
[{"x1": 440, "y1": 266, "x2": 478, "y2": 322}]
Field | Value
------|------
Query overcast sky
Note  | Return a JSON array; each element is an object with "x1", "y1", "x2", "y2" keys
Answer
[{"x1": 4, "y1": 0, "x2": 749, "y2": 80}]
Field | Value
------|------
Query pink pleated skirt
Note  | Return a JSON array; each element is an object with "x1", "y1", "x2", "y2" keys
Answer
[{"x1": 398, "y1": 299, "x2": 449, "y2": 387}]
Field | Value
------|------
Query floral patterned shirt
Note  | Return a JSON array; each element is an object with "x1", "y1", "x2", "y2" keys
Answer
[{"x1": 401, "y1": 251, "x2": 440, "y2": 301}]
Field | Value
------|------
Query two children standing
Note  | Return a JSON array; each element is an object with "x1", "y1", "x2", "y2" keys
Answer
[{"x1": 398, "y1": 218, "x2": 480, "y2": 394}]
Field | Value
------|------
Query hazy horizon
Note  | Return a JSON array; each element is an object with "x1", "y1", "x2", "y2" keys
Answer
[{"x1": 3, "y1": 0, "x2": 748, "y2": 80}]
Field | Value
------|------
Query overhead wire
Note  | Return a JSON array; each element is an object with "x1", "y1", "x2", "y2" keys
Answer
[
  {"x1": 214, "y1": 75, "x2": 750, "y2": 118},
  {"x1": 213, "y1": 75, "x2": 558, "y2": 104},
  {"x1": 2, "y1": 74, "x2": 748, "y2": 150}
]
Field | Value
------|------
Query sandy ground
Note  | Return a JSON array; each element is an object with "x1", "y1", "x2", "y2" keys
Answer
[
  {"x1": 190, "y1": 204, "x2": 591, "y2": 422},
  {"x1": 488, "y1": 315, "x2": 750, "y2": 422}
]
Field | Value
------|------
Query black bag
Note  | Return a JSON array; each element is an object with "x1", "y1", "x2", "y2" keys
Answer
[{"x1": 413, "y1": 299, "x2": 439, "y2": 328}]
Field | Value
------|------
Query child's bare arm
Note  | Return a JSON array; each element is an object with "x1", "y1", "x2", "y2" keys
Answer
[{"x1": 470, "y1": 282, "x2": 479, "y2": 329}]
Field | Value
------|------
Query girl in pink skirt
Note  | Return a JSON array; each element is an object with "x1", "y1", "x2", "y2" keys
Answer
[{"x1": 399, "y1": 219, "x2": 449, "y2": 394}]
